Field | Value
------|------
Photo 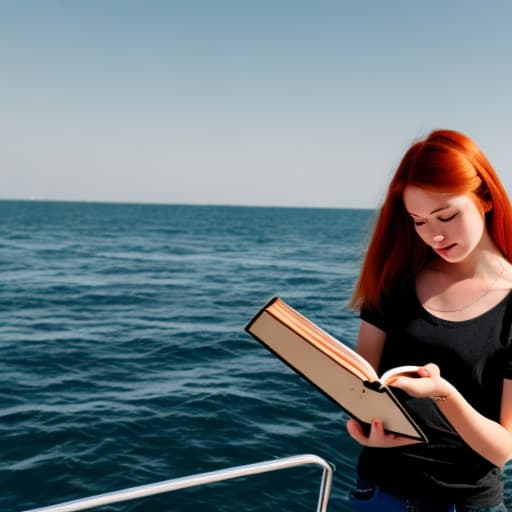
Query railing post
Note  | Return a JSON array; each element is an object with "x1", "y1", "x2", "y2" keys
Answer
[{"x1": 316, "y1": 467, "x2": 332, "y2": 512}]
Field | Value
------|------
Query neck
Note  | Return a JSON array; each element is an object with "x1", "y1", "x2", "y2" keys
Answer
[{"x1": 430, "y1": 234, "x2": 503, "y2": 281}]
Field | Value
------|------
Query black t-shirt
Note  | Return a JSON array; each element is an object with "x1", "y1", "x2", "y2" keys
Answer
[{"x1": 358, "y1": 282, "x2": 512, "y2": 506}]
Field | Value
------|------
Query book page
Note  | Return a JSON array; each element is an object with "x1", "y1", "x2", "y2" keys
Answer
[
  {"x1": 380, "y1": 365, "x2": 420, "y2": 386},
  {"x1": 267, "y1": 299, "x2": 379, "y2": 382}
]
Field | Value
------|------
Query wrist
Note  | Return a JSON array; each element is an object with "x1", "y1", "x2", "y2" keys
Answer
[{"x1": 431, "y1": 380, "x2": 454, "y2": 403}]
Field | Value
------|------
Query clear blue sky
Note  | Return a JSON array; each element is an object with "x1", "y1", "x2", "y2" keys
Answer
[{"x1": 1, "y1": 1, "x2": 511, "y2": 208}]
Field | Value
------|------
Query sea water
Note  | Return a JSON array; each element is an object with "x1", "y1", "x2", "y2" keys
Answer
[{"x1": 1, "y1": 201, "x2": 510, "y2": 511}]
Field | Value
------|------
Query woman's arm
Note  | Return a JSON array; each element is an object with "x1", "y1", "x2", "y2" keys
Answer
[
  {"x1": 393, "y1": 366, "x2": 512, "y2": 467},
  {"x1": 354, "y1": 320, "x2": 386, "y2": 371}
]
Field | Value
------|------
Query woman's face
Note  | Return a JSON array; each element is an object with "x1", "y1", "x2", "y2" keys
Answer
[{"x1": 402, "y1": 185, "x2": 488, "y2": 263}]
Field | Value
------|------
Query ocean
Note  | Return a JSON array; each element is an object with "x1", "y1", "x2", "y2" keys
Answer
[{"x1": 1, "y1": 200, "x2": 511, "y2": 512}]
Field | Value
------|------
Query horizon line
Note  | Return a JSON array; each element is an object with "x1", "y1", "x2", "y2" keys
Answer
[{"x1": 0, "y1": 196, "x2": 375, "y2": 211}]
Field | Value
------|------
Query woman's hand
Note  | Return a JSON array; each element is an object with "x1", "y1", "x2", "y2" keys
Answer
[
  {"x1": 345, "y1": 364, "x2": 453, "y2": 448},
  {"x1": 346, "y1": 418, "x2": 420, "y2": 448},
  {"x1": 391, "y1": 363, "x2": 452, "y2": 400}
]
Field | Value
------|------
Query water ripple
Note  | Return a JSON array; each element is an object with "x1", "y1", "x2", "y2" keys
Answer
[{"x1": 1, "y1": 202, "x2": 501, "y2": 511}]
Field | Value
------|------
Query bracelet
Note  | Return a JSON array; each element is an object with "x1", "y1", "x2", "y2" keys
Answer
[{"x1": 431, "y1": 395, "x2": 447, "y2": 401}]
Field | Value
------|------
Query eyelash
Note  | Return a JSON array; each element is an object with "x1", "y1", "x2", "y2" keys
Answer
[
  {"x1": 439, "y1": 213, "x2": 458, "y2": 222},
  {"x1": 413, "y1": 212, "x2": 458, "y2": 226}
]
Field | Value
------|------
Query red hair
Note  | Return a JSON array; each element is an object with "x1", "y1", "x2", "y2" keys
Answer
[{"x1": 350, "y1": 129, "x2": 512, "y2": 312}]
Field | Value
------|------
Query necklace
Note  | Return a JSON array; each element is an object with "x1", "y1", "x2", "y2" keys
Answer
[{"x1": 424, "y1": 263, "x2": 506, "y2": 314}]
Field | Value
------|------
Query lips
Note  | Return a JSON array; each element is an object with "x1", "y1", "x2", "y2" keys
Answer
[{"x1": 435, "y1": 243, "x2": 457, "y2": 254}]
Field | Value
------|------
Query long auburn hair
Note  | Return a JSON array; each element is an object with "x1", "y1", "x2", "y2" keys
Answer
[{"x1": 350, "y1": 129, "x2": 512, "y2": 312}]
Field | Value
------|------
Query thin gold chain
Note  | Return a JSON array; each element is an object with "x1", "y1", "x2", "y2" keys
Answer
[{"x1": 424, "y1": 263, "x2": 505, "y2": 313}]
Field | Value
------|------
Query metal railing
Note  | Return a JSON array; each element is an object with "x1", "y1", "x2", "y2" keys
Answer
[{"x1": 23, "y1": 453, "x2": 334, "y2": 512}]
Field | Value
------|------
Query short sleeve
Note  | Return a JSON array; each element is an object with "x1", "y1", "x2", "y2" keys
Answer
[
  {"x1": 503, "y1": 343, "x2": 512, "y2": 380},
  {"x1": 360, "y1": 305, "x2": 389, "y2": 333},
  {"x1": 359, "y1": 282, "x2": 413, "y2": 334},
  {"x1": 501, "y1": 300, "x2": 512, "y2": 380}
]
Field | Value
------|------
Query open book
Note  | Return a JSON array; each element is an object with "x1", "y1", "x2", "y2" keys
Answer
[{"x1": 245, "y1": 297, "x2": 428, "y2": 442}]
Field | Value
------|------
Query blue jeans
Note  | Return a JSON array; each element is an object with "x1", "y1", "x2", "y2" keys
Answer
[{"x1": 348, "y1": 482, "x2": 508, "y2": 511}]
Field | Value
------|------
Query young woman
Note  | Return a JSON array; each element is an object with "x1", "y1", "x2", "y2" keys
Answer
[{"x1": 346, "y1": 129, "x2": 512, "y2": 511}]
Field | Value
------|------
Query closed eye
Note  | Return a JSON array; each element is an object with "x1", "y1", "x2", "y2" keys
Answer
[{"x1": 439, "y1": 213, "x2": 458, "y2": 222}]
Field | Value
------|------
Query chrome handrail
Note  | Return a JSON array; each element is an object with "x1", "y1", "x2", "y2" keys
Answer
[{"x1": 23, "y1": 453, "x2": 334, "y2": 512}]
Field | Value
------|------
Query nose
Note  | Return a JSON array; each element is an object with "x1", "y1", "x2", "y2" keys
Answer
[{"x1": 433, "y1": 234, "x2": 445, "y2": 243}]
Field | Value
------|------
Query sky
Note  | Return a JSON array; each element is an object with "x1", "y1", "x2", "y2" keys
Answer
[{"x1": 1, "y1": 1, "x2": 511, "y2": 208}]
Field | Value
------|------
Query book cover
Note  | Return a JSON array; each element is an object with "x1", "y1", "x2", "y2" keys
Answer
[{"x1": 245, "y1": 297, "x2": 428, "y2": 442}]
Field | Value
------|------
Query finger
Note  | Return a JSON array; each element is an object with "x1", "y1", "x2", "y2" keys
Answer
[
  {"x1": 370, "y1": 419, "x2": 421, "y2": 447},
  {"x1": 392, "y1": 376, "x2": 432, "y2": 396},
  {"x1": 416, "y1": 363, "x2": 440, "y2": 378},
  {"x1": 346, "y1": 418, "x2": 366, "y2": 442},
  {"x1": 368, "y1": 419, "x2": 387, "y2": 443},
  {"x1": 423, "y1": 363, "x2": 440, "y2": 377},
  {"x1": 416, "y1": 367, "x2": 430, "y2": 377}
]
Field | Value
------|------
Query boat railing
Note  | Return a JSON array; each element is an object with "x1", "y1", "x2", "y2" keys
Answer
[{"x1": 22, "y1": 453, "x2": 335, "y2": 512}]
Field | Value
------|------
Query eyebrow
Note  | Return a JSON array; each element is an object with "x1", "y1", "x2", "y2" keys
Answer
[{"x1": 408, "y1": 206, "x2": 450, "y2": 217}]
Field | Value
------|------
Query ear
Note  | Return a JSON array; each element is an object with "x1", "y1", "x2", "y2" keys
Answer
[{"x1": 483, "y1": 200, "x2": 493, "y2": 213}]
